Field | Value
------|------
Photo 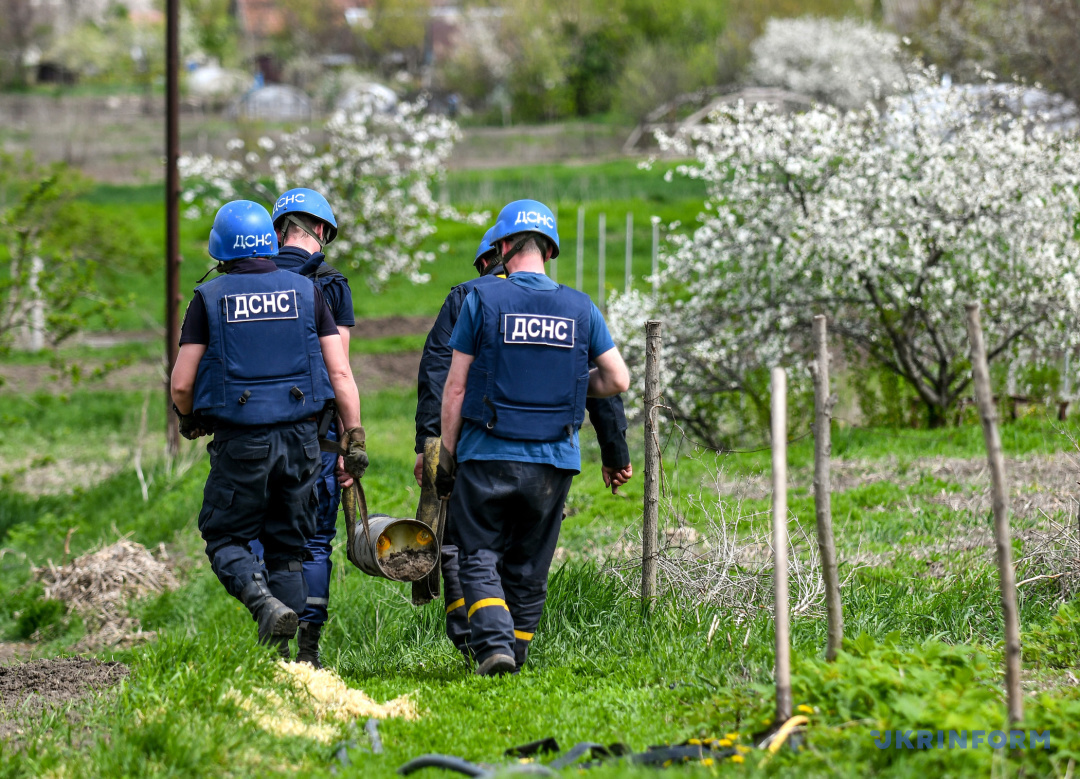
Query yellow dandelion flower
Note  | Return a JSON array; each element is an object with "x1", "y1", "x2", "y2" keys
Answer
[
  {"x1": 731, "y1": 754, "x2": 745, "y2": 764},
  {"x1": 702, "y1": 758, "x2": 714, "y2": 767},
  {"x1": 797, "y1": 704, "x2": 814, "y2": 714},
  {"x1": 724, "y1": 732, "x2": 740, "y2": 740},
  {"x1": 735, "y1": 744, "x2": 752, "y2": 754},
  {"x1": 688, "y1": 738, "x2": 702, "y2": 745},
  {"x1": 718, "y1": 739, "x2": 732, "y2": 748}
]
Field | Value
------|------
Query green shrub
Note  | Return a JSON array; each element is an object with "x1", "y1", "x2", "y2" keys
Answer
[
  {"x1": 14, "y1": 596, "x2": 67, "y2": 640},
  {"x1": 1024, "y1": 600, "x2": 1080, "y2": 670}
]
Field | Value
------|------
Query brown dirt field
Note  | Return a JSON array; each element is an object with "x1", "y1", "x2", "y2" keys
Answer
[
  {"x1": 352, "y1": 351, "x2": 421, "y2": 395},
  {"x1": 0, "y1": 348, "x2": 422, "y2": 397},
  {"x1": 712, "y1": 451, "x2": 1080, "y2": 521},
  {"x1": 0, "y1": 657, "x2": 128, "y2": 740},
  {"x1": 0, "y1": 644, "x2": 33, "y2": 667},
  {"x1": 350, "y1": 316, "x2": 434, "y2": 340}
]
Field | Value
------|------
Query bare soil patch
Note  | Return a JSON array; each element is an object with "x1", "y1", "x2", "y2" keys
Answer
[
  {"x1": 351, "y1": 316, "x2": 434, "y2": 340},
  {"x1": 713, "y1": 451, "x2": 1079, "y2": 521},
  {"x1": 0, "y1": 644, "x2": 33, "y2": 666},
  {"x1": 0, "y1": 657, "x2": 128, "y2": 740},
  {"x1": 352, "y1": 351, "x2": 421, "y2": 394}
]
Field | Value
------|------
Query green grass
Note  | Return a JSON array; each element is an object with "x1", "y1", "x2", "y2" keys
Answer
[
  {"x1": 76, "y1": 159, "x2": 707, "y2": 329},
  {"x1": 1, "y1": 382, "x2": 1080, "y2": 776}
]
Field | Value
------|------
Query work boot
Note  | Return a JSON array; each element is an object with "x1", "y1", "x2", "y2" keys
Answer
[
  {"x1": 239, "y1": 572, "x2": 298, "y2": 644},
  {"x1": 475, "y1": 653, "x2": 516, "y2": 677},
  {"x1": 296, "y1": 622, "x2": 322, "y2": 669}
]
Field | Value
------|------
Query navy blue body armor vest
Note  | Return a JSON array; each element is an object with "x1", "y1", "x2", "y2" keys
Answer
[
  {"x1": 192, "y1": 270, "x2": 334, "y2": 426},
  {"x1": 462, "y1": 280, "x2": 591, "y2": 442}
]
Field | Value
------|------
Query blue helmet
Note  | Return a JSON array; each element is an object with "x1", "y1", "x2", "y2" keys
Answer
[
  {"x1": 208, "y1": 200, "x2": 278, "y2": 261},
  {"x1": 489, "y1": 199, "x2": 560, "y2": 259},
  {"x1": 473, "y1": 226, "x2": 497, "y2": 272},
  {"x1": 272, "y1": 187, "x2": 339, "y2": 245}
]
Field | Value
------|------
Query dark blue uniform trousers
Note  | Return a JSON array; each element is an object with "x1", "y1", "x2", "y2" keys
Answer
[
  {"x1": 448, "y1": 459, "x2": 574, "y2": 666},
  {"x1": 440, "y1": 542, "x2": 471, "y2": 658},
  {"x1": 198, "y1": 421, "x2": 321, "y2": 618},
  {"x1": 250, "y1": 431, "x2": 339, "y2": 626}
]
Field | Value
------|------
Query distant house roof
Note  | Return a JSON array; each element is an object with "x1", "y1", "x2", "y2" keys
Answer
[
  {"x1": 235, "y1": 0, "x2": 287, "y2": 39},
  {"x1": 235, "y1": 0, "x2": 371, "y2": 40}
]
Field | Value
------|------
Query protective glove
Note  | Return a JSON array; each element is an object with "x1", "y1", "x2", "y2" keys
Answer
[
  {"x1": 435, "y1": 441, "x2": 457, "y2": 500},
  {"x1": 343, "y1": 426, "x2": 369, "y2": 480},
  {"x1": 173, "y1": 404, "x2": 203, "y2": 440}
]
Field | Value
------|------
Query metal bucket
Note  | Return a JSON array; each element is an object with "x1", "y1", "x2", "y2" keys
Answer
[{"x1": 351, "y1": 513, "x2": 440, "y2": 582}]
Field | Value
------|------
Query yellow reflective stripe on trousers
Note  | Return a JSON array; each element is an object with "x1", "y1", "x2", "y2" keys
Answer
[
  {"x1": 513, "y1": 630, "x2": 534, "y2": 641},
  {"x1": 467, "y1": 598, "x2": 509, "y2": 619},
  {"x1": 445, "y1": 598, "x2": 465, "y2": 614}
]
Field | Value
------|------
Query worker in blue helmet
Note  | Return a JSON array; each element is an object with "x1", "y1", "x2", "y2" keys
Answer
[
  {"x1": 414, "y1": 223, "x2": 633, "y2": 662},
  {"x1": 436, "y1": 199, "x2": 631, "y2": 676},
  {"x1": 170, "y1": 200, "x2": 366, "y2": 657},
  {"x1": 244, "y1": 187, "x2": 355, "y2": 667}
]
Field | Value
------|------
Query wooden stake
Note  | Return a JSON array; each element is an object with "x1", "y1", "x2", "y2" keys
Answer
[
  {"x1": 642, "y1": 320, "x2": 662, "y2": 608},
  {"x1": 625, "y1": 212, "x2": 633, "y2": 292},
  {"x1": 576, "y1": 206, "x2": 584, "y2": 291},
  {"x1": 651, "y1": 219, "x2": 659, "y2": 296},
  {"x1": 598, "y1": 213, "x2": 606, "y2": 311},
  {"x1": 965, "y1": 303, "x2": 1023, "y2": 725},
  {"x1": 772, "y1": 367, "x2": 792, "y2": 723},
  {"x1": 810, "y1": 315, "x2": 843, "y2": 661},
  {"x1": 164, "y1": 0, "x2": 181, "y2": 457}
]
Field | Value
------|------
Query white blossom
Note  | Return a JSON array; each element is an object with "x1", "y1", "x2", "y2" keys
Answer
[
  {"x1": 610, "y1": 67, "x2": 1080, "y2": 440},
  {"x1": 750, "y1": 17, "x2": 906, "y2": 109},
  {"x1": 179, "y1": 94, "x2": 486, "y2": 289}
]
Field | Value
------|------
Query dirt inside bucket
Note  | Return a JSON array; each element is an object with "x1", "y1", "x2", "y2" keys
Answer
[{"x1": 380, "y1": 548, "x2": 438, "y2": 581}]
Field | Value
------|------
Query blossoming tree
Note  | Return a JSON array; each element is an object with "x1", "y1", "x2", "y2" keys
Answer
[
  {"x1": 609, "y1": 67, "x2": 1080, "y2": 439},
  {"x1": 179, "y1": 96, "x2": 484, "y2": 288},
  {"x1": 749, "y1": 16, "x2": 906, "y2": 109}
]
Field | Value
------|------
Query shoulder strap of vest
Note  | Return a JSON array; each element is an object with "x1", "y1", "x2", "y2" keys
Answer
[{"x1": 313, "y1": 262, "x2": 346, "y2": 282}]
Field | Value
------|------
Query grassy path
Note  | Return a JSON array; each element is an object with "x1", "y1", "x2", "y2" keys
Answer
[{"x1": 0, "y1": 384, "x2": 1078, "y2": 776}]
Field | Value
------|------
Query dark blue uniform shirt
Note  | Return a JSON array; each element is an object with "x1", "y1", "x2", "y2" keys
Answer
[
  {"x1": 273, "y1": 246, "x2": 355, "y2": 328},
  {"x1": 415, "y1": 270, "x2": 630, "y2": 468}
]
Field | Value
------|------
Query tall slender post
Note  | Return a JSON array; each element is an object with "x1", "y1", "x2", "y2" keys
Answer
[
  {"x1": 810, "y1": 315, "x2": 843, "y2": 661},
  {"x1": 624, "y1": 212, "x2": 633, "y2": 292},
  {"x1": 651, "y1": 218, "x2": 659, "y2": 296},
  {"x1": 772, "y1": 367, "x2": 791, "y2": 724},
  {"x1": 598, "y1": 213, "x2": 606, "y2": 310},
  {"x1": 575, "y1": 206, "x2": 584, "y2": 291},
  {"x1": 642, "y1": 321, "x2": 662, "y2": 609},
  {"x1": 966, "y1": 303, "x2": 1023, "y2": 725},
  {"x1": 164, "y1": 0, "x2": 181, "y2": 456}
]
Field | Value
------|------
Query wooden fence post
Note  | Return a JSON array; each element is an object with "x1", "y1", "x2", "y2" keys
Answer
[
  {"x1": 772, "y1": 367, "x2": 792, "y2": 723},
  {"x1": 810, "y1": 315, "x2": 843, "y2": 661},
  {"x1": 625, "y1": 212, "x2": 633, "y2": 293},
  {"x1": 965, "y1": 303, "x2": 1023, "y2": 725},
  {"x1": 576, "y1": 206, "x2": 584, "y2": 291},
  {"x1": 598, "y1": 213, "x2": 606, "y2": 311},
  {"x1": 642, "y1": 320, "x2": 662, "y2": 609},
  {"x1": 651, "y1": 219, "x2": 659, "y2": 296}
]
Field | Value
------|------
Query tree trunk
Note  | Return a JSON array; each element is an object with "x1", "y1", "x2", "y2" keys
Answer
[{"x1": 926, "y1": 402, "x2": 948, "y2": 429}]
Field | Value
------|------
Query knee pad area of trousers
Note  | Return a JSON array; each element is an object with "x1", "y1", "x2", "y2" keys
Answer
[
  {"x1": 209, "y1": 543, "x2": 263, "y2": 599},
  {"x1": 266, "y1": 563, "x2": 307, "y2": 616}
]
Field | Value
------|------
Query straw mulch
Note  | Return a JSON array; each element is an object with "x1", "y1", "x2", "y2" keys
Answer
[
  {"x1": 33, "y1": 540, "x2": 179, "y2": 651},
  {"x1": 225, "y1": 662, "x2": 417, "y2": 744}
]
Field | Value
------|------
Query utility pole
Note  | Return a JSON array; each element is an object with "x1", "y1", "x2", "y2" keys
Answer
[{"x1": 165, "y1": 0, "x2": 181, "y2": 455}]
